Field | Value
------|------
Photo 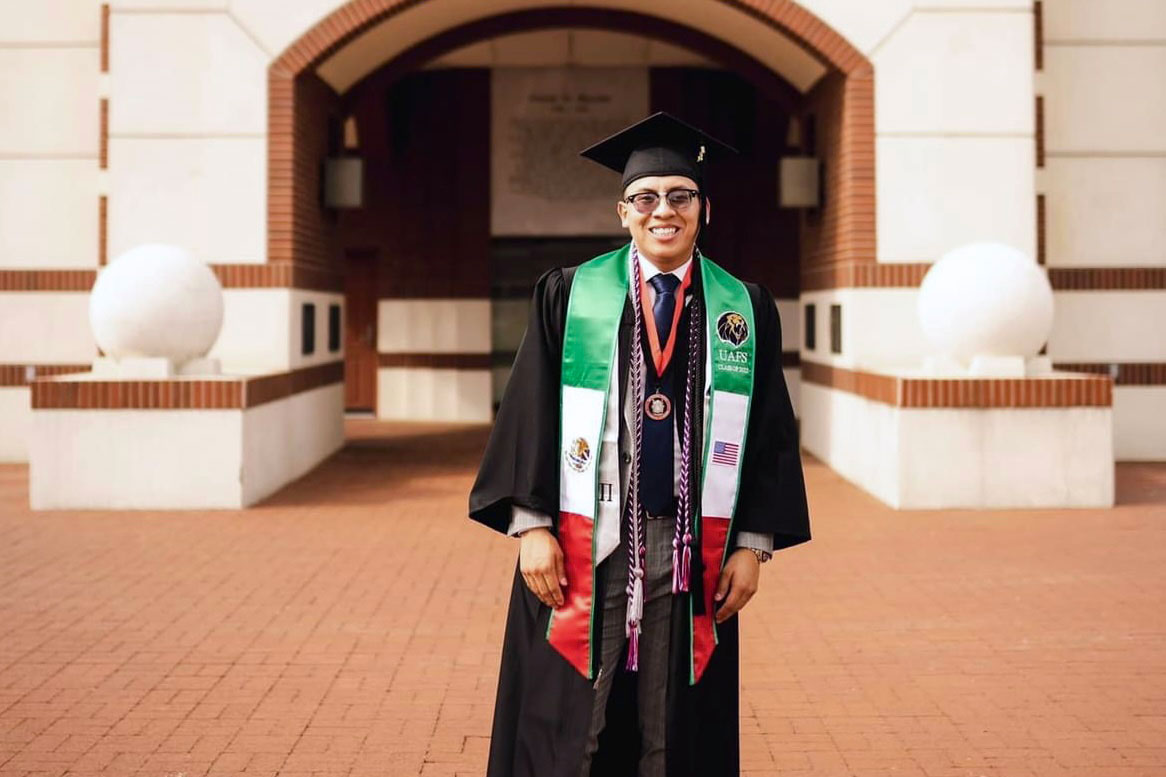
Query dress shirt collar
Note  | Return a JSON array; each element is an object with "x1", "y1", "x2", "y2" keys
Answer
[{"x1": 635, "y1": 246, "x2": 693, "y2": 287}]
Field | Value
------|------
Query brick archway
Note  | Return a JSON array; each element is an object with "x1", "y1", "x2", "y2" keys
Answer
[
  {"x1": 265, "y1": 0, "x2": 875, "y2": 291},
  {"x1": 273, "y1": 0, "x2": 869, "y2": 76}
]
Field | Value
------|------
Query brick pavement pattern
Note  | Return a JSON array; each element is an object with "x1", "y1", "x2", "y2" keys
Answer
[{"x1": 1, "y1": 420, "x2": 1164, "y2": 777}]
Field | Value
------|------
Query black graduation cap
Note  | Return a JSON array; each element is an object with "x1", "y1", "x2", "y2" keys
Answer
[{"x1": 579, "y1": 112, "x2": 738, "y2": 191}]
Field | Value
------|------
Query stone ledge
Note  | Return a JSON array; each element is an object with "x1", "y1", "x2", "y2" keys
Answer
[
  {"x1": 801, "y1": 360, "x2": 1113, "y2": 408},
  {"x1": 30, "y1": 361, "x2": 343, "y2": 410}
]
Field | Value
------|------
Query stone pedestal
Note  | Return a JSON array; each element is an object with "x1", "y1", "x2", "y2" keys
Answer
[
  {"x1": 800, "y1": 369, "x2": 1115, "y2": 509},
  {"x1": 28, "y1": 367, "x2": 344, "y2": 510}
]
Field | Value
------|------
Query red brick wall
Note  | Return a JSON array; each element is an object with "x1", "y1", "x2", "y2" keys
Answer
[
  {"x1": 292, "y1": 72, "x2": 342, "y2": 272},
  {"x1": 798, "y1": 68, "x2": 877, "y2": 291}
]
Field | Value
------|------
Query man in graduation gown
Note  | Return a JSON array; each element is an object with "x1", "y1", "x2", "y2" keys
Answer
[{"x1": 469, "y1": 113, "x2": 811, "y2": 777}]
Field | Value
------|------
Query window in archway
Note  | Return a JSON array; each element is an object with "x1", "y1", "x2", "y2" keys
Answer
[
  {"x1": 830, "y1": 304, "x2": 842, "y2": 355},
  {"x1": 328, "y1": 304, "x2": 342, "y2": 353},
  {"x1": 302, "y1": 303, "x2": 316, "y2": 356}
]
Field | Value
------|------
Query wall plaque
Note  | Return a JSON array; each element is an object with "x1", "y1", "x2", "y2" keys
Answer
[{"x1": 491, "y1": 67, "x2": 649, "y2": 236}]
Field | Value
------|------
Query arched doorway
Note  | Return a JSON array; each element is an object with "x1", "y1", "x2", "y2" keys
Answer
[{"x1": 266, "y1": 1, "x2": 875, "y2": 422}]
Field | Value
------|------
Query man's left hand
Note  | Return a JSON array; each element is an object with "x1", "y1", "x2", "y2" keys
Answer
[{"x1": 713, "y1": 548, "x2": 761, "y2": 623}]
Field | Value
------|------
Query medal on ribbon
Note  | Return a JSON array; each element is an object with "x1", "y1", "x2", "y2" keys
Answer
[{"x1": 644, "y1": 392, "x2": 671, "y2": 421}]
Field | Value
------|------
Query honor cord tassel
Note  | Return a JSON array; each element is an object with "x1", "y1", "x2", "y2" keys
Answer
[
  {"x1": 626, "y1": 619, "x2": 640, "y2": 671},
  {"x1": 626, "y1": 569, "x2": 644, "y2": 671}
]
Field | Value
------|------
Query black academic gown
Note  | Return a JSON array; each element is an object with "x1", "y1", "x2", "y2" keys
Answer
[{"x1": 469, "y1": 259, "x2": 811, "y2": 777}]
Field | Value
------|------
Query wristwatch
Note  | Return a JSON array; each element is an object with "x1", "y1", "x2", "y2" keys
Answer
[{"x1": 746, "y1": 547, "x2": 772, "y2": 564}]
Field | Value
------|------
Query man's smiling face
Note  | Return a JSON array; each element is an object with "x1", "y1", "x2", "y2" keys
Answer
[{"x1": 617, "y1": 174, "x2": 704, "y2": 271}]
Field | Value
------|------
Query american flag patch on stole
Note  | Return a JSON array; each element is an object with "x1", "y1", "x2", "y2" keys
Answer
[{"x1": 711, "y1": 440, "x2": 739, "y2": 467}]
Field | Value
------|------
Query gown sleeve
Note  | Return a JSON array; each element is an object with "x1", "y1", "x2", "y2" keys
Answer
[
  {"x1": 468, "y1": 267, "x2": 569, "y2": 535},
  {"x1": 731, "y1": 283, "x2": 811, "y2": 552}
]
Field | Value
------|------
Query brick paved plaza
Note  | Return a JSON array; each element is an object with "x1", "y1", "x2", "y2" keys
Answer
[{"x1": 1, "y1": 420, "x2": 1164, "y2": 777}]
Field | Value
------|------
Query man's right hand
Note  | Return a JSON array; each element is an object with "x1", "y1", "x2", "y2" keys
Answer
[{"x1": 519, "y1": 527, "x2": 567, "y2": 608}]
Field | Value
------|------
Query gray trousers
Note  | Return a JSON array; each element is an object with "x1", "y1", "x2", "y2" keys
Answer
[{"x1": 578, "y1": 517, "x2": 676, "y2": 777}]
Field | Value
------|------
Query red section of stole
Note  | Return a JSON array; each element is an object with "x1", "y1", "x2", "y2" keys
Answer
[
  {"x1": 547, "y1": 510, "x2": 596, "y2": 678},
  {"x1": 691, "y1": 515, "x2": 730, "y2": 683}
]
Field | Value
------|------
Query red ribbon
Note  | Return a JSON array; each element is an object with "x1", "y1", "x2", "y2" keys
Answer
[{"x1": 638, "y1": 260, "x2": 693, "y2": 378}]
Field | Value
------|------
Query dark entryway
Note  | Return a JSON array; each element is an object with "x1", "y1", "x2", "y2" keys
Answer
[{"x1": 343, "y1": 248, "x2": 378, "y2": 411}]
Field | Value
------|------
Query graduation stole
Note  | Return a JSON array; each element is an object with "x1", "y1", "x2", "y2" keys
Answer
[{"x1": 548, "y1": 243, "x2": 756, "y2": 685}]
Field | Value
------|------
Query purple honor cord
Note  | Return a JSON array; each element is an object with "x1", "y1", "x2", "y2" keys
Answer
[
  {"x1": 624, "y1": 245, "x2": 701, "y2": 672},
  {"x1": 674, "y1": 283, "x2": 699, "y2": 597}
]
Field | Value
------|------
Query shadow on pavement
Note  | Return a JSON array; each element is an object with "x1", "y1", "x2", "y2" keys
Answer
[
  {"x1": 1116, "y1": 462, "x2": 1166, "y2": 506},
  {"x1": 257, "y1": 420, "x2": 492, "y2": 508},
  {"x1": 259, "y1": 418, "x2": 1165, "y2": 511}
]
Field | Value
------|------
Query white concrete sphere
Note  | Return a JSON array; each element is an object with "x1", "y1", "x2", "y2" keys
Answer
[
  {"x1": 89, "y1": 244, "x2": 224, "y2": 363},
  {"x1": 917, "y1": 242, "x2": 1054, "y2": 362}
]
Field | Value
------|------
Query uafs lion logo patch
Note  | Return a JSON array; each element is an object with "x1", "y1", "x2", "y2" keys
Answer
[{"x1": 716, "y1": 311, "x2": 749, "y2": 346}]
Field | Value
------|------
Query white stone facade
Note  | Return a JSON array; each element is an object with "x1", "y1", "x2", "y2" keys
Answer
[
  {"x1": 1, "y1": 0, "x2": 1162, "y2": 504},
  {"x1": 1039, "y1": 0, "x2": 1166, "y2": 461}
]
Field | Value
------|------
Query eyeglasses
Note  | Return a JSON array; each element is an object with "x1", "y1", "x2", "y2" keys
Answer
[{"x1": 623, "y1": 188, "x2": 700, "y2": 214}]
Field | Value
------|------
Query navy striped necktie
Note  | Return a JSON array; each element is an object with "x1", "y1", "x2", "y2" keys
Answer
[{"x1": 648, "y1": 273, "x2": 681, "y2": 350}]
